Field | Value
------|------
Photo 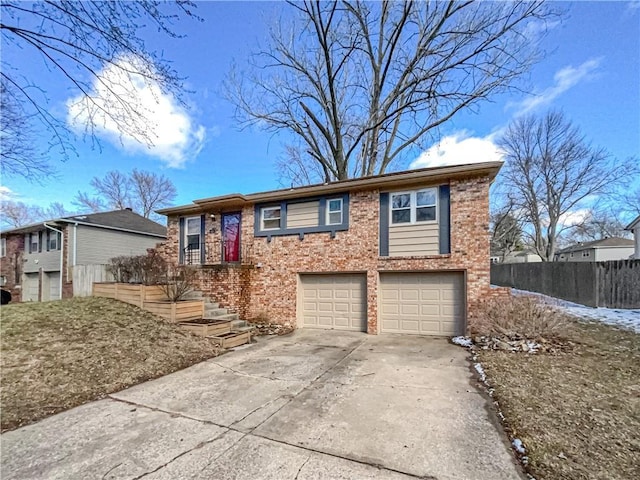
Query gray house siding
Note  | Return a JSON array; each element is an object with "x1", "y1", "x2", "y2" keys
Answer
[{"x1": 74, "y1": 225, "x2": 161, "y2": 265}]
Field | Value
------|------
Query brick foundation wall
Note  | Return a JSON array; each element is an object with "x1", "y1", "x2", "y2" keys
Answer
[{"x1": 164, "y1": 173, "x2": 494, "y2": 334}]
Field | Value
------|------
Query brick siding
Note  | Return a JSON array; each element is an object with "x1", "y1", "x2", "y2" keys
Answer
[{"x1": 164, "y1": 173, "x2": 495, "y2": 334}]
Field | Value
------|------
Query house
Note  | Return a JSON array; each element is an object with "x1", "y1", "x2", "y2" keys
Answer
[
  {"x1": 0, "y1": 209, "x2": 166, "y2": 302},
  {"x1": 554, "y1": 237, "x2": 635, "y2": 262},
  {"x1": 490, "y1": 249, "x2": 542, "y2": 264},
  {"x1": 625, "y1": 214, "x2": 640, "y2": 259},
  {"x1": 157, "y1": 161, "x2": 502, "y2": 336}
]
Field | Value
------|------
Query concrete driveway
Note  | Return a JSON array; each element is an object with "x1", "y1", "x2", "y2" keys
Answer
[{"x1": 1, "y1": 330, "x2": 523, "y2": 480}]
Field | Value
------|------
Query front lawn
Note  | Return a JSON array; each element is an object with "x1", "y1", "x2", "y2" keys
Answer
[
  {"x1": 0, "y1": 297, "x2": 222, "y2": 432},
  {"x1": 479, "y1": 320, "x2": 639, "y2": 480}
]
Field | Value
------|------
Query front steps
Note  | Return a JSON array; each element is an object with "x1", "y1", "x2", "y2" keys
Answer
[{"x1": 179, "y1": 290, "x2": 253, "y2": 347}]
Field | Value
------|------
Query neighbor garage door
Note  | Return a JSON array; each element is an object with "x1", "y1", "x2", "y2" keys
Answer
[
  {"x1": 47, "y1": 272, "x2": 61, "y2": 301},
  {"x1": 23, "y1": 273, "x2": 39, "y2": 302},
  {"x1": 299, "y1": 274, "x2": 366, "y2": 331},
  {"x1": 379, "y1": 272, "x2": 465, "y2": 336}
]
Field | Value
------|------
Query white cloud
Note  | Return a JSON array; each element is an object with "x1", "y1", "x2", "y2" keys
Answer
[
  {"x1": 0, "y1": 186, "x2": 17, "y2": 202},
  {"x1": 410, "y1": 131, "x2": 504, "y2": 169},
  {"x1": 559, "y1": 208, "x2": 591, "y2": 227},
  {"x1": 509, "y1": 58, "x2": 602, "y2": 116},
  {"x1": 67, "y1": 56, "x2": 205, "y2": 168}
]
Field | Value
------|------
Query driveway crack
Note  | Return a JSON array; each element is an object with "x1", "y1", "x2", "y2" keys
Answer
[
  {"x1": 293, "y1": 456, "x2": 311, "y2": 479},
  {"x1": 209, "y1": 361, "x2": 297, "y2": 382}
]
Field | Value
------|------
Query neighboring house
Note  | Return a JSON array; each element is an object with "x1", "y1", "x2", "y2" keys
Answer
[
  {"x1": 157, "y1": 161, "x2": 502, "y2": 336},
  {"x1": 625, "y1": 214, "x2": 640, "y2": 259},
  {"x1": 491, "y1": 249, "x2": 542, "y2": 264},
  {"x1": 0, "y1": 209, "x2": 166, "y2": 302},
  {"x1": 554, "y1": 237, "x2": 635, "y2": 262}
]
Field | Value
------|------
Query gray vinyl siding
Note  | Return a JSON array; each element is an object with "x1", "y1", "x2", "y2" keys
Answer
[
  {"x1": 286, "y1": 201, "x2": 320, "y2": 228},
  {"x1": 74, "y1": 225, "x2": 161, "y2": 265},
  {"x1": 23, "y1": 231, "x2": 62, "y2": 273},
  {"x1": 594, "y1": 247, "x2": 635, "y2": 261},
  {"x1": 388, "y1": 223, "x2": 439, "y2": 256}
]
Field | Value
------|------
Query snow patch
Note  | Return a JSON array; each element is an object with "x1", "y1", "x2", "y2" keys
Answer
[
  {"x1": 474, "y1": 363, "x2": 486, "y2": 382},
  {"x1": 512, "y1": 438, "x2": 526, "y2": 454},
  {"x1": 510, "y1": 288, "x2": 640, "y2": 334},
  {"x1": 451, "y1": 336, "x2": 473, "y2": 348}
]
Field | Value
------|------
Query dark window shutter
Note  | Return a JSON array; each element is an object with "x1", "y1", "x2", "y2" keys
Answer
[
  {"x1": 200, "y1": 215, "x2": 206, "y2": 264},
  {"x1": 178, "y1": 217, "x2": 185, "y2": 264},
  {"x1": 379, "y1": 193, "x2": 389, "y2": 256},
  {"x1": 46, "y1": 231, "x2": 50, "y2": 251},
  {"x1": 438, "y1": 185, "x2": 451, "y2": 254},
  {"x1": 38, "y1": 231, "x2": 43, "y2": 253}
]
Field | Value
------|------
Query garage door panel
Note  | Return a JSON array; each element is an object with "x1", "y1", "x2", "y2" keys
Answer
[
  {"x1": 300, "y1": 274, "x2": 367, "y2": 331},
  {"x1": 380, "y1": 272, "x2": 465, "y2": 336}
]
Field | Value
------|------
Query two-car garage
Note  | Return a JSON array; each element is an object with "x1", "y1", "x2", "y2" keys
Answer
[{"x1": 299, "y1": 272, "x2": 465, "y2": 336}]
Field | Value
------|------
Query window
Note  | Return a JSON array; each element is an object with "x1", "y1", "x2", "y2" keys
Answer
[
  {"x1": 326, "y1": 198, "x2": 343, "y2": 225},
  {"x1": 185, "y1": 217, "x2": 201, "y2": 250},
  {"x1": 582, "y1": 251, "x2": 590, "y2": 257},
  {"x1": 0, "y1": 238, "x2": 5, "y2": 257},
  {"x1": 47, "y1": 231, "x2": 61, "y2": 251},
  {"x1": 29, "y1": 232, "x2": 39, "y2": 253},
  {"x1": 0, "y1": 275, "x2": 5, "y2": 286},
  {"x1": 261, "y1": 206, "x2": 281, "y2": 230},
  {"x1": 390, "y1": 188, "x2": 437, "y2": 225},
  {"x1": 570, "y1": 252, "x2": 574, "y2": 258}
]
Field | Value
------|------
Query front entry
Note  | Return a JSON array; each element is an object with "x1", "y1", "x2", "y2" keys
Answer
[{"x1": 221, "y1": 213, "x2": 241, "y2": 262}]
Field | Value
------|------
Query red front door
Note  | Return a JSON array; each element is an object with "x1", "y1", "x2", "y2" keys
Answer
[{"x1": 222, "y1": 213, "x2": 241, "y2": 262}]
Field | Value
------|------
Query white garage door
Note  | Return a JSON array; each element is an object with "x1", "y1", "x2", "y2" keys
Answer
[
  {"x1": 23, "y1": 273, "x2": 39, "y2": 302},
  {"x1": 380, "y1": 272, "x2": 465, "y2": 336},
  {"x1": 299, "y1": 274, "x2": 367, "y2": 331},
  {"x1": 47, "y1": 272, "x2": 61, "y2": 301}
]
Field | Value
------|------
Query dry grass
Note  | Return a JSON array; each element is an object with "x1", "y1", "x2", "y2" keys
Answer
[
  {"x1": 0, "y1": 297, "x2": 221, "y2": 432},
  {"x1": 471, "y1": 296, "x2": 571, "y2": 340},
  {"x1": 479, "y1": 320, "x2": 640, "y2": 480}
]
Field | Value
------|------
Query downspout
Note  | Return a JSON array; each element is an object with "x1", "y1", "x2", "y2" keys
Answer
[
  {"x1": 73, "y1": 223, "x2": 78, "y2": 267},
  {"x1": 43, "y1": 223, "x2": 64, "y2": 300}
]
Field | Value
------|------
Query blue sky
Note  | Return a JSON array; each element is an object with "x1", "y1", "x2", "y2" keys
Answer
[{"x1": 2, "y1": 1, "x2": 639, "y2": 217}]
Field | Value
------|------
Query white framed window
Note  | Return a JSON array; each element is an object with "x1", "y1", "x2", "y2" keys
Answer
[
  {"x1": 1, "y1": 238, "x2": 5, "y2": 257},
  {"x1": 582, "y1": 251, "x2": 590, "y2": 257},
  {"x1": 390, "y1": 188, "x2": 437, "y2": 225},
  {"x1": 570, "y1": 252, "x2": 574, "y2": 258},
  {"x1": 326, "y1": 198, "x2": 343, "y2": 225},
  {"x1": 47, "y1": 231, "x2": 61, "y2": 251},
  {"x1": 0, "y1": 275, "x2": 5, "y2": 286},
  {"x1": 261, "y1": 206, "x2": 281, "y2": 230},
  {"x1": 185, "y1": 217, "x2": 201, "y2": 249}
]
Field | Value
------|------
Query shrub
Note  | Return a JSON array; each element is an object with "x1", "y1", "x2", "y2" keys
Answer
[
  {"x1": 106, "y1": 250, "x2": 166, "y2": 285},
  {"x1": 158, "y1": 266, "x2": 198, "y2": 302},
  {"x1": 471, "y1": 296, "x2": 570, "y2": 340}
]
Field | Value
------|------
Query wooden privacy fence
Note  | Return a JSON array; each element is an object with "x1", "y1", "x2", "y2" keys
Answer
[
  {"x1": 491, "y1": 259, "x2": 640, "y2": 309},
  {"x1": 92, "y1": 282, "x2": 204, "y2": 322},
  {"x1": 72, "y1": 264, "x2": 113, "y2": 297}
]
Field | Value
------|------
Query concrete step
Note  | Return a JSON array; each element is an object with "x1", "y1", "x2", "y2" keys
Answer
[
  {"x1": 203, "y1": 302, "x2": 220, "y2": 309},
  {"x1": 209, "y1": 312, "x2": 239, "y2": 322},
  {"x1": 231, "y1": 319, "x2": 250, "y2": 329},
  {"x1": 232, "y1": 325, "x2": 256, "y2": 334},
  {"x1": 204, "y1": 308, "x2": 229, "y2": 318},
  {"x1": 182, "y1": 291, "x2": 204, "y2": 300}
]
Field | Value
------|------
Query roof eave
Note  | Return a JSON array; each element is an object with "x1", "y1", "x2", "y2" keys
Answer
[{"x1": 159, "y1": 161, "x2": 503, "y2": 217}]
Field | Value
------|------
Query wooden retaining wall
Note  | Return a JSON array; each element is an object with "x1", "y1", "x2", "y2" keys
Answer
[{"x1": 92, "y1": 283, "x2": 204, "y2": 321}]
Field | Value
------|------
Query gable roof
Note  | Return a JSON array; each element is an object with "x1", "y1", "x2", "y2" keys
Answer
[
  {"x1": 1, "y1": 209, "x2": 167, "y2": 237},
  {"x1": 555, "y1": 237, "x2": 634, "y2": 254},
  {"x1": 626, "y1": 214, "x2": 640, "y2": 231},
  {"x1": 157, "y1": 161, "x2": 503, "y2": 216}
]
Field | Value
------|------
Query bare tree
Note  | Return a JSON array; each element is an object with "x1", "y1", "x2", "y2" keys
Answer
[
  {"x1": 497, "y1": 111, "x2": 639, "y2": 261},
  {"x1": 130, "y1": 169, "x2": 177, "y2": 218},
  {"x1": 91, "y1": 170, "x2": 131, "y2": 210},
  {"x1": 227, "y1": 0, "x2": 558, "y2": 184},
  {"x1": 569, "y1": 207, "x2": 630, "y2": 243},
  {"x1": 491, "y1": 209, "x2": 523, "y2": 262},
  {"x1": 75, "y1": 169, "x2": 176, "y2": 220},
  {"x1": 0, "y1": 200, "x2": 74, "y2": 229},
  {"x1": 0, "y1": 1, "x2": 200, "y2": 181}
]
